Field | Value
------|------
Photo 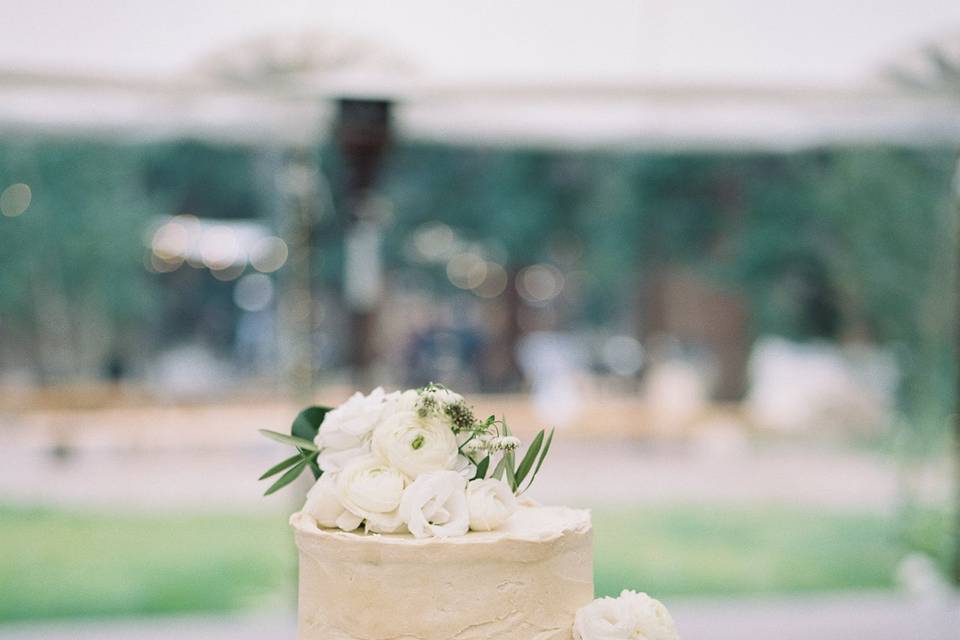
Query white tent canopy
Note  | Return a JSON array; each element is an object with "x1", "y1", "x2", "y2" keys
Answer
[{"x1": 2, "y1": 0, "x2": 960, "y2": 149}]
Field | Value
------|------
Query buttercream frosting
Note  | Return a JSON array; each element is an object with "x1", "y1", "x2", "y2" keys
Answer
[{"x1": 291, "y1": 502, "x2": 594, "y2": 640}]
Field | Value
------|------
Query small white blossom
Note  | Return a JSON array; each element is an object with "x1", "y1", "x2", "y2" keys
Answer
[
  {"x1": 461, "y1": 435, "x2": 492, "y2": 456},
  {"x1": 488, "y1": 436, "x2": 521, "y2": 452}
]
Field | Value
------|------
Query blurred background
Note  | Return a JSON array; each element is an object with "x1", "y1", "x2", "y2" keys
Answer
[{"x1": 1, "y1": 1, "x2": 959, "y2": 638}]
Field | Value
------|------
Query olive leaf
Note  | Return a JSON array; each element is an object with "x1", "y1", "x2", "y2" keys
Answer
[
  {"x1": 491, "y1": 454, "x2": 508, "y2": 481},
  {"x1": 258, "y1": 429, "x2": 319, "y2": 451},
  {"x1": 504, "y1": 448, "x2": 517, "y2": 492},
  {"x1": 263, "y1": 456, "x2": 311, "y2": 496},
  {"x1": 472, "y1": 455, "x2": 491, "y2": 480},
  {"x1": 513, "y1": 429, "x2": 544, "y2": 489},
  {"x1": 519, "y1": 428, "x2": 554, "y2": 495},
  {"x1": 291, "y1": 406, "x2": 331, "y2": 442},
  {"x1": 258, "y1": 453, "x2": 303, "y2": 480},
  {"x1": 259, "y1": 407, "x2": 332, "y2": 495}
]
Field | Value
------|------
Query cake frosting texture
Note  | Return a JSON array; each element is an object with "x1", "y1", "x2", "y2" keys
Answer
[{"x1": 291, "y1": 503, "x2": 594, "y2": 640}]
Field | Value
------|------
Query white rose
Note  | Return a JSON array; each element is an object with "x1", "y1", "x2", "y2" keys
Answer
[
  {"x1": 336, "y1": 454, "x2": 406, "y2": 533},
  {"x1": 302, "y1": 473, "x2": 362, "y2": 531},
  {"x1": 372, "y1": 411, "x2": 459, "y2": 480},
  {"x1": 573, "y1": 591, "x2": 679, "y2": 640},
  {"x1": 316, "y1": 388, "x2": 389, "y2": 473},
  {"x1": 399, "y1": 470, "x2": 470, "y2": 538},
  {"x1": 466, "y1": 479, "x2": 517, "y2": 531}
]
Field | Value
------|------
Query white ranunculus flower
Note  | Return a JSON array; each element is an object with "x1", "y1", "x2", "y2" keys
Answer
[
  {"x1": 372, "y1": 411, "x2": 459, "y2": 480},
  {"x1": 317, "y1": 444, "x2": 371, "y2": 476},
  {"x1": 303, "y1": 474, "x2": 347, "y2": 528},
  {"x1": 335, "y1": 454, "x2": 407, "y2": 533},
  {"x1": 399, "y1": 470, "x2": 469, "y2": 538},
  {"x1": 573, "y1": 590, "x2": 679, "y2": 640},
  {"x1": 385, "y1": 388, "x2": 419, "y2": 413},
  {"x1": 466, "y1": 479, "x2": 517, "y2": 531},
  {"x1": 316, "y1": 388, "x2": 389, "y2": 473}
]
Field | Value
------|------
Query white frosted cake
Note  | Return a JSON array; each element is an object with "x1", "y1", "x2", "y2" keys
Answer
[
  {"x1": 261, "y1": 385, "x2": 679, "y2": 640},
  {"x1": 290, "y1": 503, "x2": 593, "y2": 640}
]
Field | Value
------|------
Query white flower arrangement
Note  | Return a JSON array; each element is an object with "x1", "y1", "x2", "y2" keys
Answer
[
  {"x1": 573, "y1": 590, "x2": 680, "y2": 640},
  {"x1": 259, "y1": 384, "x2": 555, "y2": 539}
]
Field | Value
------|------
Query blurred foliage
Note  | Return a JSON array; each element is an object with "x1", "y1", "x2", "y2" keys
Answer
[
  {"x1": 0, "y1": 502, "x2": 948, "y2": 621},
  {"x1": 383, "y1": 146, "x2": 956, "y2": 337},
  {"x1": 0, "y1": 140, "x2": 158, "y2": 381},
  {"x1": 0, "y1": 139, "x2": 955, "y2": 403},
  {"x1": 143, "y1": 141, "x2": 266, "y2": 220},
  {"x1": 381, "y1": 145, "x2": 957, "y2": 425},
  {"x1": 0, "y1": 140, "x2": 155, "y2": 322},
  {"x1": 0, "y1": 140, "x2": 270, "y2": 380}
]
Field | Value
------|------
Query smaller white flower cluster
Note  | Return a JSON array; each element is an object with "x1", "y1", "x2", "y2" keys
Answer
[
  {"x1": 301, "y1": 386, "x2": 519, "y2": 539},
  {"x1": 461, "y1": 434, "x2": 520, "y2": 456},
  {"x1": 573, "y1": 590, "x2": 680, "y2": 640}
]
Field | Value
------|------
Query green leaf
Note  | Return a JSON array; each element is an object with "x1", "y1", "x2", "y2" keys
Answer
[
  {"x1": 472, "y1": 455, "x2": 491, "y2": 480},
  {"x1": 308, "y1": 457, "x2": 322, "y2": 480},
  {"x1": 513, "y1": 429, "x2": 544, "y2": 488},
  {"x1": 259, "y1": 429, "x2": 319, "y2": 451},
  {"x1": 264, "y1": 457, "x2": 310, "y2": 496},
  {"x1": 292, "y1": 406, "x2": 331, "y2": 442},
  {"x1": 258, "y1": 453, "x2": 303, "y2": 480},
  {"x1": 520, "y1": 428, "x2": 555, "y2": 495},
  {"x1": 504, "y1": 449, "x2": 517, "y2": 492},
  {"x1": 491, "y1": 454, "x2": 508, "y2": 481}
]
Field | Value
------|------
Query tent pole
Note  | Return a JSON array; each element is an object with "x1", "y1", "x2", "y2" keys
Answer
[
  {"x1": 953, "y1": 156, "x2": 960, "y2": 585},
  {"x1": 334, "y1": 98, "x2": 393, "y2": 388}
]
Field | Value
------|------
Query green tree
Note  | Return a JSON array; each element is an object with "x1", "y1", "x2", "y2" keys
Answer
[{"x1": 0, "y1": 140, "x2": 157, "y2": 381}]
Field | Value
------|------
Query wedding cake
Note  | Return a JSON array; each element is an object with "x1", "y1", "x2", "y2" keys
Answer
[{"x1": 261, "y1": 385, "x2": 679, "y2": 640}]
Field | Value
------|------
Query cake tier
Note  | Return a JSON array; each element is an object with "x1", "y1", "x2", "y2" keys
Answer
[{"x1": 290, "y1": 503, "x2": 594, "y2": 640}]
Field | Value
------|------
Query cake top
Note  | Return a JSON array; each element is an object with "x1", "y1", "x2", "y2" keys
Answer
[
  {"x1": 291, "y1": 501, "x2": 591, "y2": 546},
  {"x1": 259, "y1": 384, "x2": 558, "y2": 540}
]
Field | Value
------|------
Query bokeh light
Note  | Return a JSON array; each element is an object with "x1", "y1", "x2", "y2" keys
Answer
[
  {"x1": 148, "y1": 252, "x2": 183, "y2": 273},
  {"x1": 446, "y1": 253, "x2": 487, "y2": 289},
  {"x1": 517, "y1": 263, "x2": 564, "y2": 304},
  {"x1": 211, "y1": 262, "x2": 246, "y2": 281},
  {"x1": 250, "y1": 236, "x2": 289, "y2": 273},
  {"x1": 200, "y1": 225, "x2": 241, "y2": 270},
  {"x1": 473, "y1": 261, "x2": 508, "y2": 298},
  {"x1": 413, "y1": 223, "x2": 456, "y2": 261},
  {"x1": 233, "y1": 273, "x2": 274, "y2": 311},
  {"x1": 0, "y1": 183, "x2": 32, "y2": 217},
  {"x1": 601, "y1": 335, "x2": 645, "y2": 377},
  {"x1": 151, "y1": 221, "x2": 190, "y2": 260}
]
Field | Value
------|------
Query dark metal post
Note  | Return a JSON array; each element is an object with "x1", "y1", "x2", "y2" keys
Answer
[
  {"x1": 952, "y1": 158, "x2": 960, "y2": 585},
  {"x1": 334, "y1": 98, "x2": 393, "y2": 386}
]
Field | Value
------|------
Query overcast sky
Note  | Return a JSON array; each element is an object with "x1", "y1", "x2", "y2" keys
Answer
[{"x1": 1, "y1": 0, "x2": 959, "y2": 87}]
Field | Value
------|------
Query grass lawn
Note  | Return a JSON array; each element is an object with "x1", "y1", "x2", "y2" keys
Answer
[{"x1": 0, "y1": 503, "x2": 951, "y2": 622}]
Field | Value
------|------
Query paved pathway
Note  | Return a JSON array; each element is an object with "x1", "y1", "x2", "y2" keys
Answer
[
  {"x1": 0, "y1": 593, "x2": 956, "y2": 640},
  {"x1": 2, "y1": 439, "x2": 946, "y2": 513}
]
